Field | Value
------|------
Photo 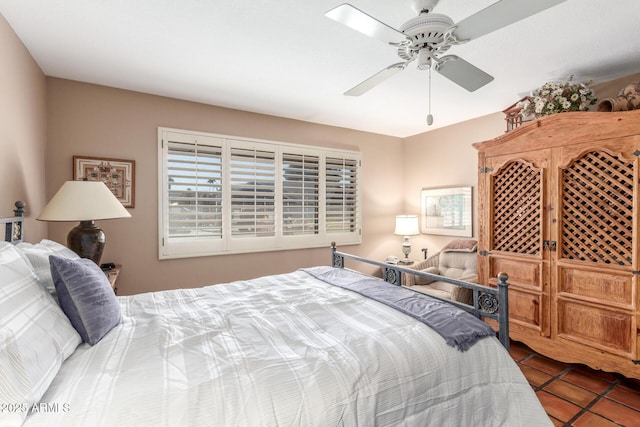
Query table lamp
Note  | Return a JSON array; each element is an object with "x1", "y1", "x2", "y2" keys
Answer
[
  {"x1": 394, "y1": 214, "x2": 419, "y2": 265},
  {"x1": 38, "y1": 180, "x2": 131, "y2": 264}
]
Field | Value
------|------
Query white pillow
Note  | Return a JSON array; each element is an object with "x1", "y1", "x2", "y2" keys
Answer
[
  {"x1": 0, "y1": 242, "x2": 81, "y2": 426},
  {"x1": 16, "y1": 239, "x2": 80, "y2": 297}
]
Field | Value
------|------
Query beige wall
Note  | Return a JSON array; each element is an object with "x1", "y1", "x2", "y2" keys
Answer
[
  {"x1": 401, "y1": 112, "x2": 505, "y2": 258},
  {"x1": 46, "y1": 78, "x2": 404, "y2": 294},
  {"x1": 0, "y1": 14, "x2": 48, "y2": 241}
]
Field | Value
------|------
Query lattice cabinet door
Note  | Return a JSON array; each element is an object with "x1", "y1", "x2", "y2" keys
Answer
[
  {"x1": 479, "y1": 149, "x2": 551, "y2": 336},
  {"x1": 554, "y1": 138, "x2": 639, "y2": 359}
]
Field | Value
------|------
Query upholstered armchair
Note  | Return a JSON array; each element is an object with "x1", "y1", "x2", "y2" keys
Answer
[{"x1": 403, "y1": 239, "x2": 478, "y2": 305}]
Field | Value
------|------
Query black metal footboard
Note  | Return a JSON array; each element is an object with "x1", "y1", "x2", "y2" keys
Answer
[{"x1": 330, "y1": 242, "x2": 510, "y2": 350}]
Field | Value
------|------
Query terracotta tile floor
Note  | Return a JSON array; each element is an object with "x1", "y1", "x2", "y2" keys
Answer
[{"x1": 510, "y1": 341, "x2": 640, "y2": 426}]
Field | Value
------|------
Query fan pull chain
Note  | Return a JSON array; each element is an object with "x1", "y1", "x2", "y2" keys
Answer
[{"x1": 426, "y1": 67, "x2": 433, "y2": 125}]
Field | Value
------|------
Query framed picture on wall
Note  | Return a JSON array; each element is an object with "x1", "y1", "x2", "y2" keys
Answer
[
  {"x1": 73, "y1": 156, "x2": 135, "y2": 208},
  {"x1": 420, "y1": 186, "x2": 472, "y2": 237}
]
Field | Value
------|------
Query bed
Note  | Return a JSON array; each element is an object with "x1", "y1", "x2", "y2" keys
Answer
[{"x1": 1, "y1": 202, "x2": 551, "y2": 426}]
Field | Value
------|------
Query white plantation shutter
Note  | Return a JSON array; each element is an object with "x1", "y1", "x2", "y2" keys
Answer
[
  {"x1": 159, "y1": 128, "x2": 361, "y2": 259},
  {"x1": 325, "y1": 157, "x2": 359, "y2": 233},
  {"x1": 282, "y1": 152, "x2": 319, "y2": 236},
  {"x1": 230, "y1": 145, "x2": 276, "y2": 238},
  {"x1": 166, "y1": 141, "x2": 223, "y2": 239}
]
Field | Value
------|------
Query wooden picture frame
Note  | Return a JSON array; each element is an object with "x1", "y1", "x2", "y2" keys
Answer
[
  {"x1": 420, "y1": 186, "x2": 472, "y2": 237},
  {"x1": 73, "y1": 156, "x2": 135, "y2": 208}
]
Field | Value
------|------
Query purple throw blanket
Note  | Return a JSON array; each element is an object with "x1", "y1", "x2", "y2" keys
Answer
[{"x1": 301, "y1": 266, "x2": 495, "y2": 351}]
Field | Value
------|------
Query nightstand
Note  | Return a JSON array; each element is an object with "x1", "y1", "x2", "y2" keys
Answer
[
  {"x1": 104, "y1": 265, "x2": 121, "y2": 295},
  {"x1": 384, "y1": 258, "x2": 418, "y2": 267}
]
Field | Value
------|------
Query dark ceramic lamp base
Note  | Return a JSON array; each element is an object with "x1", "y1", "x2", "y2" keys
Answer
[{"x1": 67, "y1": 220, "x2": 105, "y2": 265}]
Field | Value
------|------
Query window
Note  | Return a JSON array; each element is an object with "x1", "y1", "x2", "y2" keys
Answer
[
  {"x1": 229, "y1": 145, "x2": 276, "y2": 239},
  {"x1": 282, "y1": 152, "x2": 319, "y2": 236},
  {"x1": 158, "y1": 128, "x2": 361, "y2": 259}
]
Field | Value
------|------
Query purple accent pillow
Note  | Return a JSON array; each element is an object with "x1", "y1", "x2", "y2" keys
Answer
[{"x1": 49, "y1": 255, "x2": 121, "y2": 345}]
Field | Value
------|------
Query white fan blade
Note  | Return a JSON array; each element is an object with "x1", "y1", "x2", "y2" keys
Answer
[
  {"x1": 435, "y1": 55, "x2": 494, "y2": 92},
  {"x1": 344, "y1": 63, "x2": 406, "y2": 96},
  {"x1": 325, "y1": 4, "x2": 407, "y2": 45},
  {"x1": 453, "y1": 0, "x2": 567, "y2": 42}
]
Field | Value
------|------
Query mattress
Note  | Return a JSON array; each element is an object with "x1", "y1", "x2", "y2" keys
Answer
[{"x1": 22, "y1": 269, "x2": 550, "y2": 426}]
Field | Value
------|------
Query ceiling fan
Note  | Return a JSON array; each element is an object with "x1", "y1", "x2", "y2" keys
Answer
[{"x1": 326, "y1": 0, "x2": 567, "y2": 98}]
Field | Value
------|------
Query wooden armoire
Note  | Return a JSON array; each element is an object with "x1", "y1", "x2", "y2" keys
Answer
[{"x1": 474, "y1": 110, "x2": 640, "y2": 379}]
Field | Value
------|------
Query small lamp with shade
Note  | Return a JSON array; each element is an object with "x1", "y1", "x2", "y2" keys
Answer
[{"x1": 394, "y1": 214, "x2": 420, "y2": 265}]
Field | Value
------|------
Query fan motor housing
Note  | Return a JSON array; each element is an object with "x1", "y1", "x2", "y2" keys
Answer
[{"x1": 398, "y1": 13, "x2": 453, "y2": 61}]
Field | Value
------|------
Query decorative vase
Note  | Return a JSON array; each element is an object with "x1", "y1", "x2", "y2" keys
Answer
[{"x1": 597, "y1": 81, "x2": 640, "y2": 112}]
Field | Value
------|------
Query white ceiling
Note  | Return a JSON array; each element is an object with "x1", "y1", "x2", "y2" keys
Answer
[{"x1": 1, "y1": 0, "x2": 639, "y2": 137}]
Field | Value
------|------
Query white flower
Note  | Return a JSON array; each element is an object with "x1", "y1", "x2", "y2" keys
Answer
[{"x1": 571, "y1": 93, "x2": 580, "y2": 102}]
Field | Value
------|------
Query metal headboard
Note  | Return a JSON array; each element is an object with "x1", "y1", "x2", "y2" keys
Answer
[{"x1": 1, "y1": 201, "x2": 25, "y2": 243}]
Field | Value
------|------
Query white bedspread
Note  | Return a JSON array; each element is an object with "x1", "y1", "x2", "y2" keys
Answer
[{"x1": 22, "y1": 269, "x2": 550, "y2": 426}]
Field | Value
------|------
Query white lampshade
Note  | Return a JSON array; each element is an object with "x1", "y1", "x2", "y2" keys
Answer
[
  {"x1": 38, "y1": 181, "x2": 131, "y2": 222},
  {"x1": 394, "y1": 215, "x2": 419, "y2": 236}
]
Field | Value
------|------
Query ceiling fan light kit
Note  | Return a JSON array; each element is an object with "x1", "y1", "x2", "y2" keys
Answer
[{"x1": 326, "y1": 0, "x2": 567, "y2": 123}]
